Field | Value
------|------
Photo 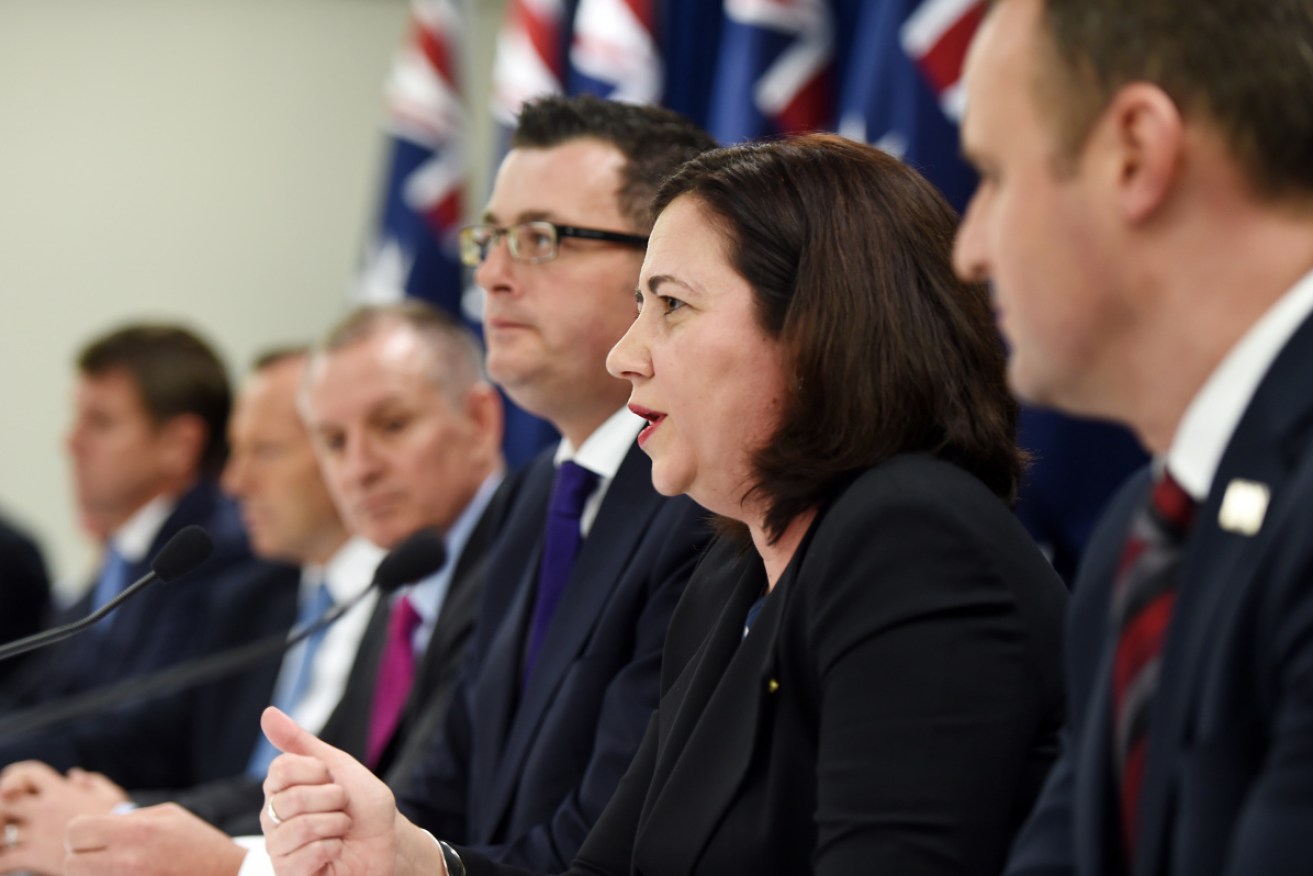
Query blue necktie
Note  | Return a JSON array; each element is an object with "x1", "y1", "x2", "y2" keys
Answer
[
  {"x1": 246, "y1": 579, "x2": 334, "y2": 777},
  {"x1": 522, "y1": 461, "x2": 598, "y2": 684},
  {"x1": 90, "y1": 546, "x2": 132, "y2": 634}
]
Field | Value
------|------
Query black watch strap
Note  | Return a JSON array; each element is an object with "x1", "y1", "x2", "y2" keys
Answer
[{"x1": 438, "y1": 839, "x2": 467, "y2": 876}]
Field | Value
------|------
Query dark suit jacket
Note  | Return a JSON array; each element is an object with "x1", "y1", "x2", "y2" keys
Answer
[
  {"x1": 1006, "y1": 312, "x2": 1313, "y2": 876},
  {"x1": 0, "y1": 515, "x2": 52, "y2": 686},
  {"x1": 0, "y1": 479, "x2": 270, "y2": 787},
  {"x1": 398, "y1": 444, "x2": 712, "y2": 871},
  {"x1": 161, "y1": 475, "x2": 521, "y2": 836},
  {"x1": 462, "y1": 454, "x2": 1067, "y2": 876}
]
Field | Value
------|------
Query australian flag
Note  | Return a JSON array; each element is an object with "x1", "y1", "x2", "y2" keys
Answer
[
  {"x1": 836, "y1": 0, "x2": 982, "y2": 211},
  {"x1": 568, "y1": 0, "x2": 662, "y2": 103},
  {"x1": 706, "y1": 0, "x2": 836, "y2": 143},
  {"x1": 357, "y1": 0, "x2": 470, "y2": 326}
]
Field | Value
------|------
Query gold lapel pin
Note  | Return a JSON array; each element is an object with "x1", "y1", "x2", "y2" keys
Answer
[
  {"x1": 1218, "y1": 478, "x2": 1270, "y2": 536},
  {"x1": 767, "y1": 679, "x2": 780, "y2": 694}
]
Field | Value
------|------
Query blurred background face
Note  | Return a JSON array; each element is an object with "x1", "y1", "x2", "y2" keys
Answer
[
  {"x1": 302, "y1": 324, "x2": 493, "y2": 550},
  {"x1": 222, "y1": 357, "x2": 346, "y2": 566},
  {"x1": 607, "y1": 197, "x2": 789, "y2": 522},
  {"x1": 66, "y1": 369, "x2": 181, "y2": 539},
  {"x1": 475, "y1": 139, "x2": 643, "y2": 435}
]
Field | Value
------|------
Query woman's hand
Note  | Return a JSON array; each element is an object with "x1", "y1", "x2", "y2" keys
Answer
[{"x1": 259, "y1": 707, "x2": 446, "y2": 876}]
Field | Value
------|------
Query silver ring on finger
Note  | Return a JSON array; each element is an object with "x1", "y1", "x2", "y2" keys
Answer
[{"x1": 266, "y1": 799, "x2": 284, "y2": 827}]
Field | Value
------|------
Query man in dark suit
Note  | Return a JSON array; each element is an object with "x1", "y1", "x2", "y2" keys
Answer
[
  {"x1": 0, "y1": 324, "x2": 264, "y2": 771},
  {"x1": 149, "y1": 309, "x2": 511, "y2": 843},
  {"x1": 952, "y1": 0, "x2": 1313, "y2": 874}
]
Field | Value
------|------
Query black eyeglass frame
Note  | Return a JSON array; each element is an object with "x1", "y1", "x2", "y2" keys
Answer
[{"x1": 458, "y1": 220, "x2": 649, "y2": 267}]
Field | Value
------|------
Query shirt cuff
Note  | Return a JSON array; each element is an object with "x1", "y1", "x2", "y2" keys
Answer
[{"x1": 234, "y1": 838, "x2": 268, "y2": 876}]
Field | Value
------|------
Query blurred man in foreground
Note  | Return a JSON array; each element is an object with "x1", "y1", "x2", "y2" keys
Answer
[{"x1": 954, "y1": 0, "x2": 1313, "y2": 873}]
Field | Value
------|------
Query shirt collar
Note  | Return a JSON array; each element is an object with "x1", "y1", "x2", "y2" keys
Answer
[
  {"x1": 1168, "y1": 268, "x2": 1313, "y2": 500},
  {"x1": 304, "y1": 536, "x2": 387, "y2": 605},
  {"x1": 109, "y1": 493, "x2": 179, "y2": 563},
  {"x1": 404, "y1": 470, "x2": 504, "y2": 629},
  {"x1": 553, "y1": 406, "x2": 642, "y2": 480}
]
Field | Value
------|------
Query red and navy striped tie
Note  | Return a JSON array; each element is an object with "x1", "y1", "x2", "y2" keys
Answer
[{"x1": 1111, "y1": 470, "x2": 1196, "y2": 859}]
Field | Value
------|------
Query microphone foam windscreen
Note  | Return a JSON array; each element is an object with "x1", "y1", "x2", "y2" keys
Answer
[
  {"x1": 151, "y1": 525, "x2": 214, "y2": 582},
  {"x1": 374, "y1": 528, "x2": 447, "y2": 594}
]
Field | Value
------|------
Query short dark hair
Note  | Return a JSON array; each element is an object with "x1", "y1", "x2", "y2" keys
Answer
[
  {"x1": 1020, "y1": 0, "x2": 1313, "y2": 202},
  {"x1": 511, "y1": 94, "x2": 719, "y2": 232},
  {"x1": 315, "y1": 300, "x2": 485, "y2": 403},
  {"x1": 78, "y1": 324, "x2": 232, "y2": 477},
  {"x1": 654, "y1": 133, "x2": 1023, "y2": 542}
]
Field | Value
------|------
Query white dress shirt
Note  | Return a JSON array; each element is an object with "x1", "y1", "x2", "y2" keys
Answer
[
  {"x1": 278, "y1": 537, "x2": 386, "y2": 735},
  {"x1": 107, "y1": 493, "x2": 177, "y2": 566}
]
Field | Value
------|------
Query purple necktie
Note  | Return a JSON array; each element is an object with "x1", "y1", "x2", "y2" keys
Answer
[
  {"x1": 523, "y1": 461, "x2": 599, "y2": 683},
  {"x1": 366, "y1": 593, "x2": 421, "y2": 768}
]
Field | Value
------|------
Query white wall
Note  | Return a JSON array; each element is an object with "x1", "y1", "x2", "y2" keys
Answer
[{"x1": 0, "y1": 0, "x2": 505, "y2": 598}]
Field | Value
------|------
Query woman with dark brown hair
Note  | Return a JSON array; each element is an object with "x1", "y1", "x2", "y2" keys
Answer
[{"x1": 257, "y1": 133, "x2": 1066, "y2": 876}]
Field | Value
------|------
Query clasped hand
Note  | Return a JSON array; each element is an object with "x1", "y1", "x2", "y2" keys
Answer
[{"x1": 258, "y1": 707, "x2": 446, "y2": 876}]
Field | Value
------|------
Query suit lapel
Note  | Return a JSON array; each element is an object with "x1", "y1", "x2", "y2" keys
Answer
[
  {"x1": 468, "y1": 550, "x2": 538, "y2": 832},
  {"x1": 484, "y1": 444, "x2": 665, "y2": 829},
  {"x1": 466, "y1": 458, "x2": 553, "y2": 829},
  {"x1": 409, "y1": 496, "x2": 503, "y2": 710},
  {"x1": 1134, "y1": 312, "x2": 1313, "y2": 874},
  {"x1": 319, "y1": 597, "x2": 389, "y2": 761},
  {"x1": 635, "y1": 545, "x2": 782, "y2": 876}
]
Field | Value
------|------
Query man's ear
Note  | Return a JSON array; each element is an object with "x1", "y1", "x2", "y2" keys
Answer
[
  {"x1": 465, "y1": 382, "x2": 505, "y2": 457},
  {"x1": 1098, "y1": 82, "x2": 1185, "y2": 223},
  {"x1": 157, "y1": 413, "x2": 208, "y2": 478}
]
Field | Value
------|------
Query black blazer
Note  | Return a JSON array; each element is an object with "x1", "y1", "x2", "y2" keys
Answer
[
  {"x1": 1006, "y1": 311, "x2": 1313, "y2": 876},
  {"x1": 398, "y1": 444, "x2": 712, "y2": 871},
  {"x1": 164, "y1": 474, "x2": 522, "y2": 836},
  {"x1": 462, "y1": 454, "x2": 1067, "y2": 876}
]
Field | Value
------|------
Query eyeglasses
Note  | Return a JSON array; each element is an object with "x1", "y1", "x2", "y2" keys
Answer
[{"x1": 458, "y1": 220, "x2": 648, "y2": 267}]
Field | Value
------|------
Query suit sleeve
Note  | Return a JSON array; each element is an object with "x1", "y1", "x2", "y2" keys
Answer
[{"x1": 803, "y1": 470, "x2": 1066, "y2": 876}]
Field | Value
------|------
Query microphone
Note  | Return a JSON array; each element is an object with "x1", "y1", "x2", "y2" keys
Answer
[
  {"x1": 0, "y1": 525, "x2": 213, "y2": 663},
  {"x1": 251, "y1": 527, "x2": 446, "y2": 650},
  {"x1": 371, "y1": 527, "x2": 446, "y2": 595},
  {"x1": 0, "y1": 528, "x2": 447, "y2": 742}
]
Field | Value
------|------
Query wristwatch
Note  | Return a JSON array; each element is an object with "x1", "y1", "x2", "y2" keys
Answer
[{"x1": 438, "y1": 839, "x2": 467, "y2": 876}]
